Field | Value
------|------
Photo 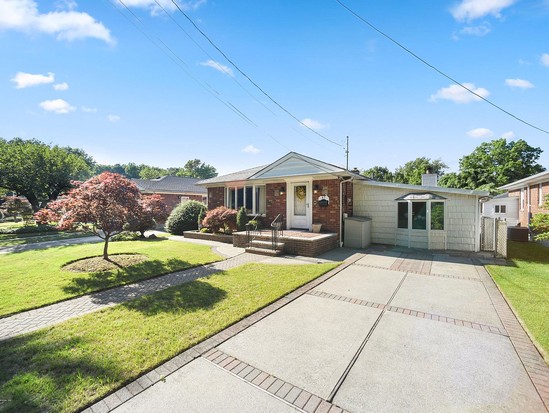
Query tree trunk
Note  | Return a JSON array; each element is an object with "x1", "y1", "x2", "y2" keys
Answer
[{"x1": 103, "y1": 235, "x2": 110, "y2": 260}]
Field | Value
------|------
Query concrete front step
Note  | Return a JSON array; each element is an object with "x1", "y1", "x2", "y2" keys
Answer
[
  {"x1": 245, "y1": 247, "x2": 284, "y2": 256},
  {"x1": 250, "y1": 240, "x2": 285, "y2": 251}
]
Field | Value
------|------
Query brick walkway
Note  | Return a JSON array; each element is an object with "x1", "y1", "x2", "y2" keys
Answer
[{"x1": 0, "y1": 253, "x2": 266, "y2": 342}]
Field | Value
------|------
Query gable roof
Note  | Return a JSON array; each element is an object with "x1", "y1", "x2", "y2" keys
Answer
[
  {"x1": 498, "y1": 169, "x2": 549, "y2": 191},
  {"x1": 360, "y1": 180, "x2": 489, "y2": 197},
  {"x1": 133, "y1": 176, "x2": 207, "y2": 194},
  {"x1": 197, "y1": 152, "x2": 365, "y2": 186}
]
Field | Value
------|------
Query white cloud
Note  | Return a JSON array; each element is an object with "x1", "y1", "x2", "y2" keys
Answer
[
  {"x1": 501, "y1": 131, "x2": 515, "y2": 139},
  {"x1": 541, "y1": 53, "x2": 549, "y2": 67},
  {"x1": 300, "y1": 118, "x2": 329, "y2": 130},
  {"x1": 53, "y1": 82, "x2": 69, "y2": 90},
  {"x1": 81, "y1": 106, "x2": 97, "y2": 113},
  {"x1": 467, "y1": 127, "x2": 493, "y2": 138},
  {"x1": 107, "y1": 114, "x2": 121, "y2": 122},
  {"x1": 0, "y1": 0, "x2": 114, "y2": 44},
  {"x1": 200, "y1": 60, "x2": 234, "y2": 77},
  {"x1": 11, "y1": 71, "x2": 54, "y2": 88},
  {"x1": 39, "y1": 98, "x2": 75, "y2": 114},
  {"x1": 459, "y1": 22, "x2": 491, "y2": 36},
  {"x1": 120, "y1": 0, "x2": 206, "y2": 15},
  {"x1": 451, "y1": 0, "x2": 516, "y2": 21},
  {"x1": 505, "y1": 78, "x2": 534, "y2": 89},
  {"x1": 242, "y1": 145, "x2": 260, "y2": 154},
  {"x1": 429, "y1": 83, "x2": 490, "y2": 104}
]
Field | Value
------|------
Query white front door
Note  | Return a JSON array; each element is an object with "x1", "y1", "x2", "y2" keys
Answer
[{"x1": 289, "y1": 182, "x2": 311, "y2": 229}]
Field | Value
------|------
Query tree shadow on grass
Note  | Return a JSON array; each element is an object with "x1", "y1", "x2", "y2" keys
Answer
[
  {"x1": 62, "y1": 258, "x2": 194, "y2": 295},
  {"x1": 0, "y1": 334, "x2": 117, "y2": 413},
  {"x1": 121, "y1": 279, "x2": 227, "y2": 316}
]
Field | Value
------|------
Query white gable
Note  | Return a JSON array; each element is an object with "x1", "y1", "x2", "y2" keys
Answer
[{"x1": 250, "y1": 153, "x2": 346, "y2": 180}]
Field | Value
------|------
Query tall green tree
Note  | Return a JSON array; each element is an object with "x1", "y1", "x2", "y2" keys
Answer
[
  {"x1": 440, "y1": 138, "x2": 545, "y2": 192},
  {"x1": 139, "y1": 166, "x2": 167, "y2": 179},
  {"x1": 362, "y1": 166, "x2": 394, "y2": 182},
  {"x1": 0, "y1": 138, "x2": 91, "y2": 211},
  {"x1": 178, "y1": 159, "x2": 217, "y2": 179},
  {"x1": 393, "y1": 157, "x2": 448, "y2": 185}
]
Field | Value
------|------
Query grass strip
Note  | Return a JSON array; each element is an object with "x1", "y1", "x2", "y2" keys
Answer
[
  {"x1": 0, "y1": 239, "x2": 221, "y2": 317},
  {"x1": 0, "y1": 262, "x2": 339, "y2": 413},
  {"x1": 486, "y1": 241, "x2": 549, "y2": 361}
]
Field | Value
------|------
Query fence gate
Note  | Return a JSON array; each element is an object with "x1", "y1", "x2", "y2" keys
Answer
[{"x1": 481, "y1": 217, "x2": 507, "y2": 257}]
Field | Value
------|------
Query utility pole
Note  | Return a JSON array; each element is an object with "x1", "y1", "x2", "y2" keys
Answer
[{"x1": 345, "y1": 136, "x2": 349, "y2": 170}]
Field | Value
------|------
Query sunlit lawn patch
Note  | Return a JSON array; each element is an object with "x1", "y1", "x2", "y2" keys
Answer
[
  {"x1": 487, "y1": 241, "x2": 549, "y2": 361},
  {"x1": 0, "y1": 239, "x2": 221, "y2": 317},
  {"x1": 0, "y1": 262, "x2": 339, "y2": 413}
]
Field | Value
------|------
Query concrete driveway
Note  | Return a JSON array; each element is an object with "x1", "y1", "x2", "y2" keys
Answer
[{"x1": 99, "y1": 248, "x2": 548, "y2": 413}]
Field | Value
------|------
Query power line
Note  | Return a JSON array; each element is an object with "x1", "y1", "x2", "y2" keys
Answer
[
  {"x1": 152, "y1": 0, "x2": 328, "y2": 149},
  {"x1": 169, "y1": 0, "x2": 346, "y2": 148},
  {"x1": 110, "y1": 0, "x2": 291, "y2": 151},
  {"x1": 334, "y1": 0, "x2": 549, "y2": 136}
]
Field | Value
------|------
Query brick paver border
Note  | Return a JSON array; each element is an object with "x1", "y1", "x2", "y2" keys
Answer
[
  {"x1": 203, "y1": 348, "x2": 349, "y2": 413},
  {"x1": 82, "y1": 254, "x2": 365, "y2": 413},
  {"x1": 475, "y1": 260, "x2": 549, "y2": 411},
  {"x1": 307, "y1": 289, "x2": 508, "y2": 336}
]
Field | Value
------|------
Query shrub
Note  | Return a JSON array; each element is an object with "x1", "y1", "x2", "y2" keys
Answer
[
  {"x1": 0, "y1": 224, "x2": 58, "y2": 235},
  {"x1": 165, "y1": 201, "x2": 207, "y2": 235},
  {"x1": 248, "y1": 219, "x2": 261, "y2": 230},
  {"x1": 202, "y1": 206, "x2": 237, "y2": 234},
  {"x1": 197, "y1": 208, "x2": 206, "y2": 229},
  {"x1": 531, "y1": 213, "x2": 549, "y2": 241},
  {"x1": 236, "y1": 207, "x2": 249, "y2": 231},
  {"x1": 111, "y1": 231, "x2": 141, "y2": 242}
]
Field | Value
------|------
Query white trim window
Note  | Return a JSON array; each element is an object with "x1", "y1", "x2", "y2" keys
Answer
[
  {"x1": 539, "y1": 183, "x2": 544, "y2": 207},
  {"x1": 494, "y1": 205, "x2": 507, "y2": 214},
  {"x1": 520, "y1": 188, "x2": 525, "y2": 211},
  {"x1": 225, "y1": 185, "x2": 266, "y2": 215},
  {"x1": 397, "y1": 199, "x2": 445, "y2": 231}
]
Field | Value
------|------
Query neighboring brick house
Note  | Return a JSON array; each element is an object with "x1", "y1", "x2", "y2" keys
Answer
[
  {"x1": 198, "y1": 152, "x2": 489, "y2": 252},
  {"x1": 499, "y1": 170, "x2": 549, "y2": 227},
  {"x1": 133, "y1": 176, "x2": 207, "y2": 211}
]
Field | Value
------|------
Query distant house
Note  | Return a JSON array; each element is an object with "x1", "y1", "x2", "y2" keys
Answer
[
  {"x1": 133, "y1": 176, "x2": 207, "y2": 211},
  {"x1": 481, "y1": 193, "x2": 519, "y2": 226},
  {"x1": 499, "y1": 170, "x2": 549, "y2": 226},
  {"x1": 198, "y1": 152, "x2": 489, "y2": 252}
]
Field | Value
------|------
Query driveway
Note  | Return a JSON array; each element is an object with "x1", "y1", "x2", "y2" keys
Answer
[{"x1": 92, "y1": 248, "x2": 548, "y2": 413}]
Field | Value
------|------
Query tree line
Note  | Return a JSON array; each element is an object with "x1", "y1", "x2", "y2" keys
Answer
[
  {"x1": 0, "y1": 138, "x2": 217, "y2": 211},
  {"x1": 361, "y1": 138, "x2": 545, "y2": 193}
]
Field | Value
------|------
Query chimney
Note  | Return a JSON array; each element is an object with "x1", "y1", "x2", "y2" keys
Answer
[{"x1": 421, "y1": 169, "x2": 438, "y2": 187}]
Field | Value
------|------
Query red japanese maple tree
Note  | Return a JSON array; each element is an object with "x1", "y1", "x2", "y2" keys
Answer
[{"x1": 35, "y1": 172, "x2": 166, "y2": 260}]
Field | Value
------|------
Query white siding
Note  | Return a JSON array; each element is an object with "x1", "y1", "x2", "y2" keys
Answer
[
  {"x1": 353, "y1": 183, "x2": 479, "y2": 251},
  {"x1": 481, "y1": 197, "x2": 519, "y2": 226}
]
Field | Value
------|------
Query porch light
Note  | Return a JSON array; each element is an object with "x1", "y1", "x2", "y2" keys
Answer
[
  {"x1": 279, "y1": 186, "x2": 286, "y2": 196},
  {"x1": 313, "y1": 184, "x2": 319, "y2": 194}
]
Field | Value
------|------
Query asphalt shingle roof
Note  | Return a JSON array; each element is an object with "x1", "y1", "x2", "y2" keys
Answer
[{"x1": 132, "y1": 176, "x2": 207, "y2": 194}]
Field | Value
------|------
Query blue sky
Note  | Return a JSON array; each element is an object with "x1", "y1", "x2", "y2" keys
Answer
[{"x1": 1, "y1": 0, "x2": 548, "y2": 175}]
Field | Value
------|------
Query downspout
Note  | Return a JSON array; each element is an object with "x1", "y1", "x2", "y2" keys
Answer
[{"x1": 339, "y1": 177, "x2": 353, "y2": 247}]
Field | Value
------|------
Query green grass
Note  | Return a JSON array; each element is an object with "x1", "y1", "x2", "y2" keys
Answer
[
  {"x1": 0, "y1": 239, "x2": 221, "y2": 317},
  {"x1": 0, "y1": 262, "x2": 338, "y2": 413},
  {"x1": 487, "y1": 241, "x2": 549, "y2": 361},
  {"x1": 0, "y1": 231, "x2": 92, "y2": 248}
]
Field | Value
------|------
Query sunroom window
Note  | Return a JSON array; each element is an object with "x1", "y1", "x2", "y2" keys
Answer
[{"x1": 396, "y1": 193, "x2": 446, "y2": 231}]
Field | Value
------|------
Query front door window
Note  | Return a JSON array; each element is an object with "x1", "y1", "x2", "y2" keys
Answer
[{"x1": 294, "y1": 185, "x2": 307, "y2": 216}]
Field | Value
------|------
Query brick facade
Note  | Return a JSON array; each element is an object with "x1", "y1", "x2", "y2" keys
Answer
[
  {"x1": 509, "y1": 182, "x2": 549, "y2": 226},
  {"x1": 156, "y1": 193, "x2": 205, "y2": 212},
  {"x1": 208, "y1": 179, "x2": 353, "y2": 237},
  {"x1": 208, "y1": 187, "x2": 225, "y2": 209}
]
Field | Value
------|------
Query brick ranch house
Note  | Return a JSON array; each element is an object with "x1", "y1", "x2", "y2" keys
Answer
[
  {"x1": 499, "y1": 169, "x2": 549, "y2": 227},
  {"x1": 198, "y1": 152, "x2": 489, "y2": 253},
  {"x1": 132, "y1": 176, "x2": 207, "y2": 212}
]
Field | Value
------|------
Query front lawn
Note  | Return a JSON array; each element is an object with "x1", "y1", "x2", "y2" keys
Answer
[
  {"x1": 0, "y1": 239, "x2": 221, "y2": 317},
  {"x1": 0, "y1": 262, "x2": 338, "y2": 413},
  {"x1": 487, "y1": 241, "x2": 549, "y2": 361},
  {"x1": 0, "y1": 231, "x2": 92, "y2": 248}
]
